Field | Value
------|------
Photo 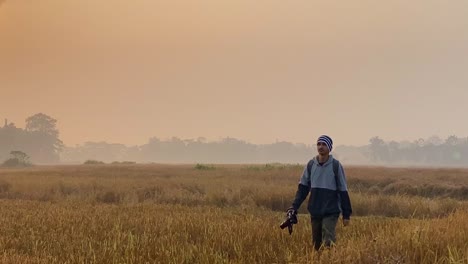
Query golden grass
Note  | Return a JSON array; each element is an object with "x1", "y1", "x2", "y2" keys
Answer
[{"x1": 0, "y1": 164, "x2": 467, "y2": 263}]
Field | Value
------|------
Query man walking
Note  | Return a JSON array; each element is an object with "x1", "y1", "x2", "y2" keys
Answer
[{"x1": 287, "y1": 135, "x2": 352, "y2": 250}]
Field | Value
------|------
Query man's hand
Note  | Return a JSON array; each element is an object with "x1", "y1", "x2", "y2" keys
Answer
[
  {"x1": 286, "y1": 207, "x2": 297, "y2": 215},
  {"x1": 342, "y1": 218, "x2": 350, "y2": 227},
  {"x1": 286, "y1": 207, "x2": 298, "y2": 224}
]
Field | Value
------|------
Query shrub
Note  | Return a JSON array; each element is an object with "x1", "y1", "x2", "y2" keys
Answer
[
  {"x1": 83, "y1": 160, "x2": 105, "y2": 165},
  {"x1": 2, "y1": 151, "x2": 32, "y2": 167},
  {"x1": 195, "y1": 163, "x2": 215, "y2": 170}
]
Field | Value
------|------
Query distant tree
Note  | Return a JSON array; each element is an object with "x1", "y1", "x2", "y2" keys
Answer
[
  {"x1": 24, "y1": 113, "x2": 64, "y2": 163},
  {"x1": 0, "y1": 120, "x2": 25, "y2": 162},
  {"x1": 369, "y1": 136, "x2": 388, "y2": 162},
  {"x1": 387, "y1": 141, "x2": 400, "y2": 163},
  {"x1": 2, "y1": 150, "x2": 32, "y2": 167},
  {"x1": 445, "y1": 135, "x2": 459, "y2": 146},
  {"x1": 10, "y1": 150, "x2": 29, "y2": 163},
  {"x1": 25, "y1": 113, "x2": 59, "y2": 137},
  {"x1": 415, "y1": 138, "x2": 425, "y2": 147}
]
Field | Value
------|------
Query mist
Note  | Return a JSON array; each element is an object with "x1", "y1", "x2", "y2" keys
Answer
[
  {"x1": 2, "y1": 1, "x2": 468, "y2": 165},
  {"x1": 1, "y1": 114, "x2": 467, "y2": 167}
]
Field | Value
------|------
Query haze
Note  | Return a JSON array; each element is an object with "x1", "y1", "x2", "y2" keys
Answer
[{"x1": 1, "y1": 0, "x2": 468, "y2": 147}]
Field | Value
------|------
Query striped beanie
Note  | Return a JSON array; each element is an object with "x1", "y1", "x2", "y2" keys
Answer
[{"x1": 317, "y1": 135, "x2": 333, "y2": 152}]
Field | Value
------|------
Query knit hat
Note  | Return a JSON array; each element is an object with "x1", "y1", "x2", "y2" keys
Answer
[{"x1": 317, "y1": 135, "x2": 333, "y2": 152}]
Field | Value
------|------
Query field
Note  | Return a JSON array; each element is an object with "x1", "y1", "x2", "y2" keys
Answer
[{"x1": 0, "y1": 164, "x2": 467, "y2": 263}]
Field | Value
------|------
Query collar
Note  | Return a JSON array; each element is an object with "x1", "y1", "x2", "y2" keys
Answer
[{"x1": 314, "y1": 155, "x2": 334, "y2": 166}]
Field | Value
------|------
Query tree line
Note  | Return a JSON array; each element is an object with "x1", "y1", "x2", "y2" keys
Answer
[
  {"x1": 0, "y1": 113, "x2": 63, "y2": 164},
  {"x1": 367, "y1": 136, "x2": 468, "y2": 166},
  {"x1": 61, "y1": 137, "x2": 313, "y2": 164},
  {"x1": 2, "y1": 113, "x2": 468, "y2": 166}
]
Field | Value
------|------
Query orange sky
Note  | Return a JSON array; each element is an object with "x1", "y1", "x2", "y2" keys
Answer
[{"x1": 1, "y1": 0, "x2": 468, "y2": 146}]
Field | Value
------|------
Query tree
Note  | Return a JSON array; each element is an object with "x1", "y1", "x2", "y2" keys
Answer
[
  {"x1": 24, "y1": 113, "x2": 64, "y2": 163},
  {"x1": 445, "y1": 135, "x2": 459, "y2": 146},
  {"x1": 0, "y1": 120, "x2": 25, "y2": 162},
  {"x1": 2, "y1": 150, "x2": 31, "y2": 167},
  {"x1": 25, "y1": 113, "x2": 59, "y2": 138},
  {"x1": 10, "y1": 151, "x2": 29, "y2": 163},
  {"x1": 387, "y1": 141, "x2": 400, "y2": 163},
  {"x1": 369, "y1": 136, "x2": 388, "y2": 162}
]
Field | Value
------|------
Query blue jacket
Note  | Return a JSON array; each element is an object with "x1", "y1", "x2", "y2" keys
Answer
[{"x1": 292, "y1": 155, "x2": 352, "y2": 219}]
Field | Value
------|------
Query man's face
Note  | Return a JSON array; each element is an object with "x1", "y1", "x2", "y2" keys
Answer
[{"x1": 317, "y1": 142, "x2": 329, "y2": 155}]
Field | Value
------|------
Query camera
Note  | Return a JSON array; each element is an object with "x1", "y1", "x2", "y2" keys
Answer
[{"x1": 280, "y1": 210, "x2": 297, "y2": 234}]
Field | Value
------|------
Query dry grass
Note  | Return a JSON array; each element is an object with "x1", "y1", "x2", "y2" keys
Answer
[{"x1": 0, "y1": 164, "x2": 467, "y2": 263}]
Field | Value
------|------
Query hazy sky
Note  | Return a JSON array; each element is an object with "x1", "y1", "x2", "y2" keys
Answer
[{"x1": 1, "y1": 0, "x2": 468, "y2": 147}]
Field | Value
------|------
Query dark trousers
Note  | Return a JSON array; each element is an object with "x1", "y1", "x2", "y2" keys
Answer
[{"x1": 311, "y1": 215, "x2": 339, "y2": 251}]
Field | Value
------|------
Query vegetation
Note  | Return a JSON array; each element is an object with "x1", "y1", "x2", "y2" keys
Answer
[
  {"x1": 194, "y1": 163, "x2": 216, "y2": 170},
  {"x1": 1, "y1": 151, "x2": 32, "y2": 167},
  {"x1": 3, "y1": 114, "x2": 468, "y2": 166},
  {"x1": 60, "y1": 135, "x2": 468, "y2": 165},
  {"x1": 83, "y1": 160, "x2": 105, "y2": 165},
  {"x1": 0, "y1": 113, "x2": 63, "y2": 164},
  {"x1": 0, "y1": 164, "x2": 467, "y2": 263},
  {"x1": 368, "y1": 135, "x2": 468, "y2": 166}
]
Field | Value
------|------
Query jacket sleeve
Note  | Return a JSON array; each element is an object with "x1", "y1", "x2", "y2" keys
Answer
[
  {"x1": 291, "y1": 161, "x2": 312, "y2": 211},
  {"x1": 337, "y1": 162, "x2": 352, "y2": 219}
]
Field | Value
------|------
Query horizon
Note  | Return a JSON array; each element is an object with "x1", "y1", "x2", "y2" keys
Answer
[{"x1": 1, "y1": 114, "x2": 461, "y2": 148}]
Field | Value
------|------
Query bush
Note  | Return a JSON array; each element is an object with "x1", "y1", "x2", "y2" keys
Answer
[
  {"x1": 83, "y1": 160, "x2": 105, "y2": 165},
  {"x1": 2, "y1": 158, "x2": 32, "y2": 168},
  {"x1": 1, "y1": 151, "x2": 32, "y2": 168},
  {"x1": 195, "y1": 163, "x2": 215, "y2": 170}
]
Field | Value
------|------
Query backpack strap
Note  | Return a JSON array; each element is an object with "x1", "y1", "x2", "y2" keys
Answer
[{"x1": 333, "y1": 159, "x2": 341, "y2": 192}]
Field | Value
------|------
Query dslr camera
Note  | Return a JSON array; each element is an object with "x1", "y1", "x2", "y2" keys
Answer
[{"x1": 280, "y1": 208, "x2": 298, "y2": 235}]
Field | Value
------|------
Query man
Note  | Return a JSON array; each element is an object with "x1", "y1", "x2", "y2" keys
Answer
[{"x1": 287, "y1": 135, "x2": 352, "y2": 251}]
